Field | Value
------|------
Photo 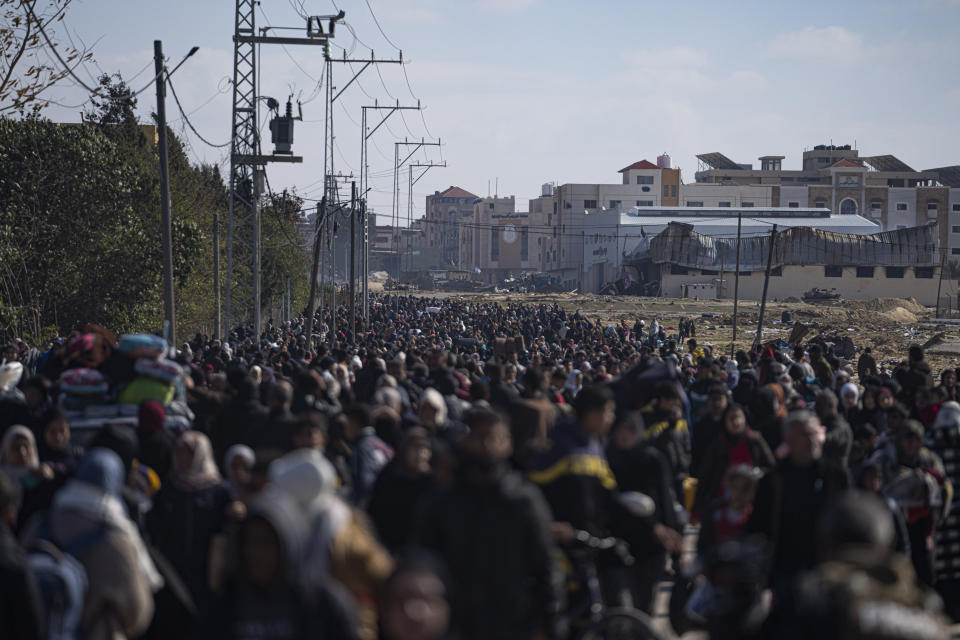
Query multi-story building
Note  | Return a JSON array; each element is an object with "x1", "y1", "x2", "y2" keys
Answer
[
  {"x1": 458, "y1": 195, "x2": 551, "y2": 282},
  {"x1": 424, "y1": 186, "x2": 480, "y2": 266},
  {"x1": 694, "y1": 145, "x2": 960, "y2": 259}
]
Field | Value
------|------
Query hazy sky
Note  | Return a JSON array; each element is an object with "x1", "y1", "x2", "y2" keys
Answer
[{"x1": 40, "y1": 0, "x2": 960, "y2": 222}]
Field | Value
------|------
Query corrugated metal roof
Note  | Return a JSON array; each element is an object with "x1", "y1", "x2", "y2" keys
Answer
[
  {"x1": 926, "y1": 165, "x2": 960, "y2": 187},
  {"x1": 648, "y1": 221, "x2": 938, "y2": 270},
  {"x1": 696, "y1": 152, "x2": 742, "y2": 171},
  {"x1": 862, "y1": 155, "x2": 916, "y2": 173}
]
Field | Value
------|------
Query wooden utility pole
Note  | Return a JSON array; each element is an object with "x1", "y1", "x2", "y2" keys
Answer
[
  {"x1": 305, "y1": 198, "x2": 325, "y2": 349},
  {"x1": 755, "y1": 224, "x2": 778, "y2": 349},
  {"x1": 730, "y1": 212, "x2": 742, "y2": 357},
  {"x1": 936, "y1": 249, "x2": 947, "y2": 318},
  {"x1": 154, "y1": 40, "x2": 176, "y2": 345},
  {"x1": 213, "y1": 213, "x2": 221, "y2": 337}
]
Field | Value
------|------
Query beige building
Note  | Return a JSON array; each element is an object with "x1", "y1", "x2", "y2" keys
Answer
[
  {"x1": 459, "y1": 195, "x2": 548, "y2": 282},
  {"x1": 694, "y1": 145, "x2": 960, "y2": 260},
  {"x1": 425, "y1": 186, "x2": 480, "y2": 266}
]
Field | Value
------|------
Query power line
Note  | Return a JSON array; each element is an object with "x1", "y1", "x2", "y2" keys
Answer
[
  {"x1": 25, "y1": 2, "x2": 160, "y2": 102},
  {"x1": 364, "y1": 0, "x2": 402, "y2": 51},
  {"x1": 167, "y1": 76, "x2": 231, "y2": 148}
]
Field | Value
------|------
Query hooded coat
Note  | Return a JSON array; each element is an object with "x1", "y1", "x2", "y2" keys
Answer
[
  {"x1": 210, "y1": 491, "x2": 359, "y2": 640},
  {"x1": 43, "y1": 448, "x2": 158, "y2": 640}
]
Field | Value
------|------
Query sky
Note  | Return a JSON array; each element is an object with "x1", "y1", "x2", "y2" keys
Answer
[{"x1": 36, "y1": 0, "x2": 960, "y2": 223}]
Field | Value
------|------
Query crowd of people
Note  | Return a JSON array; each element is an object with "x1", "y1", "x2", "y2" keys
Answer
[{"x1": 0, "y1": 293, "x2": 958, "y2": 639}]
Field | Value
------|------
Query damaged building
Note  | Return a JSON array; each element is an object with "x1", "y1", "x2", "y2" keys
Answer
[{"x1": 626, "y1": 222, "x2": 955, "y2": 307}]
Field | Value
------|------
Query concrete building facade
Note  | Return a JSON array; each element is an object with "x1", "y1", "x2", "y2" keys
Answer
[{"x1": 425, "y1": 186, "x2": 480, "y2": 267}]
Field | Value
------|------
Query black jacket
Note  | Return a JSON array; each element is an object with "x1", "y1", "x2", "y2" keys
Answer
[
  {"x1": 694, "y1": 429, "x2": 774, "y2": 514},
  {"x1": 367, "y1": 464, "x2": 436, "y2": 554},
  {"x1": 746, "y1": 458, "x2": 850, "y2": 583},
  {"x1": 415, "y1": 465, "x2": 562, "y2": 640},
  {"x1": 0, "y1": 524, "x2": 45, "y2": 640}
]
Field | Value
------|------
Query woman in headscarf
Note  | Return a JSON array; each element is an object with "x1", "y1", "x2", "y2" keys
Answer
[
  {"x1": 0, "y1": 426, "x2": 53, "y2": 520},
  {"x1": 42, "y1": 448, "x2": 159, "y2": 640},
  {"x1": 839, "y1": 382, "x2": 861, "y2": 421},
  {"x1": 208, "y1": 490, "x2": 359, "y2": 640},
  {"x1": 269, "y1": 448, "x2": 392, "y2": 640},
  {"x1": 749, "y1": 384, "x2": 788, "y2": 454},
  {"x1": 223, "y1": 444, "x2": 255, "y2": 501},
  {"x1": 147, "y1": 431, "x2": 232, "y2": 617}
]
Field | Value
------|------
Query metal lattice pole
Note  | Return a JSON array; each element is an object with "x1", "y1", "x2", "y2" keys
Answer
[{"x1": 226, "y1": 0, "x2": 259, "y2": 338}]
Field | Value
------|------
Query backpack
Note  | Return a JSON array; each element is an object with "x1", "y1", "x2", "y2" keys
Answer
[{"x1": 28, "y1": 518, "x2": 108, "y2": 640}]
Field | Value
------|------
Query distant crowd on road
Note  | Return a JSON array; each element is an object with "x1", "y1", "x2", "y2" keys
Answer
[{"x1": 0, "y1": 293, "x2": 957, "y2": 639}]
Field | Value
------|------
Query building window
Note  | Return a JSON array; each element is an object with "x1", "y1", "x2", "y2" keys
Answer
[
  {"x1": 896, "y1": 203, "x2": 908, "y2": 211},
  {"x1": 885, "y1": 267, "x2": 905, "y2": 278},
  {"x1": 815, "y1": 201, "x2": 826, "y2": 208},
  {"x1": 915, "y1": 267, "x2": 935, "y2": 279},
  {"x1": 636, "y1": 200, "x2": 653, "y2": 207},
  {"x1": 670, "y1": 264, "x2": 688, "y2": 275},
  {"x1": 953, "y1": 226, "x2": 960, "y2": 233},
  {"x1": 742, "y1": 202, "x2": 754, "y2": 207},
  {"x1": 839, "y1": 199, "x2": 858, "y2": 215},
  {"x1": 701, "y1": 269, "x2": 719, "y2": 275},
  {"x1": 824, "y1": 265, "x2": 843, "y2": 278},
  {"x1": 738, "y1": 271, "x2": 752, "y2": 276},
  {"x1": 521, "y1": 226, "x2": 529, "y2": 260},
  {"x1": 788, "y1": 202, "x2": 799, "y2": 208},
  {"x1": 953, "y1": 248, "x2": 960, "y2": 255},
  {"x1": 686, "y1": 201, "x2": 704, "y2": 207},
  {"x1": 663, "y1": 185, "x2": 669, "y2": 198},
  {"x1": 671, "y1": 185, "x2": 677, "y2": 197},
  {"x1": 489, "y1": 203, "x2": 494, "y2": 209},
  {"x1": 771, "y1": 266, "x2": 783, "y2": 277},
  {"x1": 609, "y1": 200, "x2": 622, "y2": 209},
  {"x1": 928, "y1": 203, "x2": 938, "y2": 211},
  {"x1": 953, "y1": 204, "x2": 960, "y2": 212},
  {"x1": 719, "y1": 201, "x2": 731, "y2": 207},
  {"x1": 636, "y1": 175, "x2": 654, "y2": 185},
  {"x1": 584, "y1": 200, "x2": 597, "y2": 209},
  {"x1": 856, "y1": 266, "x2": 875, "y2": 278},
  {"x1": 491, "y1": 227, "x2": 499, "y2": 260}
]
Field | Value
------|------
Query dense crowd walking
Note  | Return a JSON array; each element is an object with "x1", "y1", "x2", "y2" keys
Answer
[{"x1": 0, "y1": 294, "x2": 957, "y2": 639}]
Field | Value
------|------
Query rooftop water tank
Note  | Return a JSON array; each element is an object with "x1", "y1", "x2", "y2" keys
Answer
[
  {"x1": 657, "y1": 153, "x2": 671, "y2": 169},
  {"x1": 541, "y1": 182, "x2": 554, "y2": 197}
]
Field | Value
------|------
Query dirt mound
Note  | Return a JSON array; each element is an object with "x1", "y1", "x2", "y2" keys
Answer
[
  {"x1": 879, "y1": 307, "x2": 918, "y2": 324},
  {"x1": 847, "y1": 297, "x2": 926, "y2": 314}
]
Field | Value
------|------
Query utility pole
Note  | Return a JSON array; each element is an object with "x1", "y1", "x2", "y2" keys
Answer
[
  {"x1": 936, "y1": 249, "x2": 947, "y2": 318},
  {"x1": 154, "y1": 40, "x2": 176, "y2": 346},
  {"x1": 214, "y1": 213, "x2": 221, "y2": 337},
  {"x1": 226, "y1": 3, "x2": 332, "y2": 338},
  {"x1": 731, "y1": 212, "x2": 742, "y2": 357},
  {"x1": 360, "y1": 102, "x2": 421, "y2": 323},
  {"x1": 306, "y1": 198, "x2": 325, "y2": 349},
  {"x1": 392, "y1": 139, "x2": 443, "y2": 302},
  {"x1": 718, "y1": 241, "x2": 725, "y2": 300},
  {"x1": 349, "y1": 180, "x2": 357, "y2": 341},
  {"x1": 755, "y1": 224, "x2": 778, "y2": 350}
]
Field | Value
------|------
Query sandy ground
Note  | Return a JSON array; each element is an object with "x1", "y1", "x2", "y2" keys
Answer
[{"x1": 409, "y1": 291, "x2": 960, "y2": 379}]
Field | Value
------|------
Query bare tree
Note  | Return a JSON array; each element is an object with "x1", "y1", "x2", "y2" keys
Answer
[{"x1": 0, "y1": 0, "x2": 94, "y2": 116}]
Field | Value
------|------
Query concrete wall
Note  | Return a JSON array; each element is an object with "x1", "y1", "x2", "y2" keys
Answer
[{"x1": 659, "y1": 264, "x2": 955, "y2": 306}]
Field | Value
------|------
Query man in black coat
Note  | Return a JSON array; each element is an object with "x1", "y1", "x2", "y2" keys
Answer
[
  {"x1": 415, "y1": 407, "x2": 561, "y2": 640},
  {"x1": 0, "y1": 474, "x2": 45, "y2": 640},
  {"x1": 746, "y1": 410, "x2": 850, "y2": 593}
]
